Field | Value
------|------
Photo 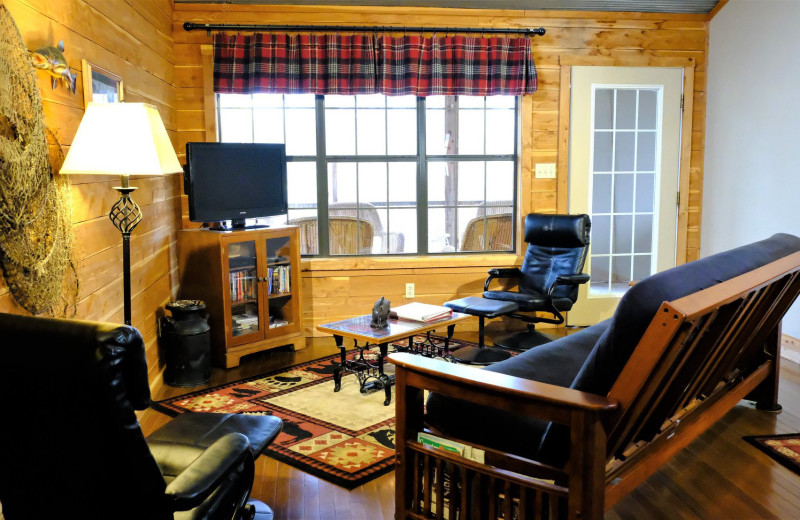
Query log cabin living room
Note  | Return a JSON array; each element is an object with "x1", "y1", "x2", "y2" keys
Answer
[{"x1": 1, "y1": 0, "x2": 800, "y2": 518}]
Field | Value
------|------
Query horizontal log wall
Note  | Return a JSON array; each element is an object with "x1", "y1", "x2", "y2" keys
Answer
[
  {"x1": 174, "y1": 4, "x2": 708, "y2": 340},
  {"x1": 0, "y1": 0, "x2": 178, "y2": 389}
]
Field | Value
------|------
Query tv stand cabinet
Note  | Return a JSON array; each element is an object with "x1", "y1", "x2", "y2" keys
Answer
[{"x1": 178, "y1": 226, "x2": 305, "y2": 368}]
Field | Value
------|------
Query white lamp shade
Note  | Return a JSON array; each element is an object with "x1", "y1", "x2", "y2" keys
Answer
[{"x1": 60, "y1": 102, "x2": 182, "y2": 176}]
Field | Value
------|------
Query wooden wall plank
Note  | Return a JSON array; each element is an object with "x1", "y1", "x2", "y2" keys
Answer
[{"x1": 2, "y1": 0, "x2": 178, "y2": 393}]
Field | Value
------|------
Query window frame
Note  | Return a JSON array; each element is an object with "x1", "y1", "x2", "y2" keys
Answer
[{"x1": 215, "y1": 93, "x2": 520, "y2": 257}]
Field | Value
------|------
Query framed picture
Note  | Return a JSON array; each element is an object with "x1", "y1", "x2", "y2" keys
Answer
[{"x1": 81, "y1": 60, "x2": 123, "y2": 104}]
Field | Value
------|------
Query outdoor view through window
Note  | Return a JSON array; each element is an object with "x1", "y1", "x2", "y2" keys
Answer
[{"x1": 217, "y1": 93, "x2": 518, "y2": 256}]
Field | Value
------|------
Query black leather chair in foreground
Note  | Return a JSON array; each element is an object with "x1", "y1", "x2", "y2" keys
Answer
[
  {"x1": 0, "y1": 313, "x2": 282, "y2": 520},
  {"x1": 485, "y1": 212, "x2": 591, "y2": 350}
]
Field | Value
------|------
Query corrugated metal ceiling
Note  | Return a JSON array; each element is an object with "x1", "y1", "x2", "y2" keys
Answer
[{"x1": 175, "y1": 0, "x2": 722, "y2": 15}]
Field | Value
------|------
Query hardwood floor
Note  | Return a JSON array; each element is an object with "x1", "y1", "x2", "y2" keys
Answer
[{"x1": 140, "y1": 332, "x2": 800, "y2": 519}]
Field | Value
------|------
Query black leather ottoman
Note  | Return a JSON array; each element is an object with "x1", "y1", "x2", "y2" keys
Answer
[
  {"x1": 148, "y1": 413, "x2": 283, "y2": 520},
  {"x1": 444, "y1": 296, "x2": 519, "y2": 364}
]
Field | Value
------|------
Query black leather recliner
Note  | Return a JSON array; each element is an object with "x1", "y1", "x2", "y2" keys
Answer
[
  {"x1": 0, "y1": 313, "x2": 282, "y2": 520},
  {"x1": 484, "y1": 212, "x2": 591, "y2": 350}
]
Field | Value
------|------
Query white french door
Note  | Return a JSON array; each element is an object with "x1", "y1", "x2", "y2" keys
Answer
[{"x1": 568, "y1": 66, "x2": 684, "y2": 325}]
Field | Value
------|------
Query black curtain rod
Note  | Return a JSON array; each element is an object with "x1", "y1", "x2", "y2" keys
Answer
[{"x1": 183, "y1": 22, "x2": 545, "y2": 36}]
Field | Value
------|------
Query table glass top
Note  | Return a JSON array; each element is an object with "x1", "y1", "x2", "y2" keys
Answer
[{"x1": 317, "y1": 312, "x2": 469, "y2": 341}]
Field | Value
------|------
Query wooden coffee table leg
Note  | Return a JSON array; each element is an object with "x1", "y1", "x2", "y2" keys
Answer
[{"x1": 333, "y1": 334, "x2": 344, "y2": 392}]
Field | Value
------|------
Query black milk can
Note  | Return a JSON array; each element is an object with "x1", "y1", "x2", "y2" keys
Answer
[{"x1": 159, "y1": 299, "x2": 212, "y2": 387}]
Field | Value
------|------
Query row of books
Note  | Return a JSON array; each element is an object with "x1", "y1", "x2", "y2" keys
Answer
[
  {"x1": 229, "y1": 271, "x2": 256, "y2": 302},
  {"x1": 269, "y1": 265, "x2": 291, "y2": 294},
  {"x1": 229, "y1": 266, "x2": 291, "y2": 302}
]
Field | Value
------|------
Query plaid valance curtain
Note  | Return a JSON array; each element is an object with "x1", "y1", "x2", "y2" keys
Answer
[
  {"x1": 213, "y1": 33, "x2": 377, "y2": 94},
  {"x1": 213, "y1": 32, "x2": 537, "y2": 96},
  {"x1": 376, "y1": 35, "x2": 537, "y2": 96}
]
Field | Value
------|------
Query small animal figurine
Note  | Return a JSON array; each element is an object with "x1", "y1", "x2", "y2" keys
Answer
[
  {"x1": 370, "y1": 296, "x2": 391, "y2": 329},
  {"x1": 29, "y1": 40, "x2": 76, "y2": 94}
]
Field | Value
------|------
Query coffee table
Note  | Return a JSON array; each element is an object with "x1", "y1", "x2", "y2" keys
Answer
[{"x1": 316, "y1": 312, "x2": 470, "y2": 405}]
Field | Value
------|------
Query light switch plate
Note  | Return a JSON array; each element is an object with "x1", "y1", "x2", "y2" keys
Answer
[{"x1": 535, "y1": 163, "x2": 557, "y2": 179}]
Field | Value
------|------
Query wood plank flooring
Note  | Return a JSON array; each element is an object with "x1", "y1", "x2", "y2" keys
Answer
[{"x1": 140, "y1": 332, "x2": 800, "y2": 519}]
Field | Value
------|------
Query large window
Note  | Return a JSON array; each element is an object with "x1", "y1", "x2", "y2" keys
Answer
[{"x1": 217, "y1": 93, "x2": 518, "y2": 256}]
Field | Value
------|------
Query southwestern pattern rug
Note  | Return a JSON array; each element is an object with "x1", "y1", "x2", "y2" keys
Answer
[
  {"x1": 744, "y1": 433, "x2": 800, "y2": 476},
  {"x1": 152, "y1": 335, "x2": 477, "y2": 489}
]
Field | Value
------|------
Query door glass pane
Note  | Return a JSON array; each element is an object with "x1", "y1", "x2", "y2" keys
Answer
[
  {"x1": 614, "y1": 132, "x2": 635, "y2": 171},
  {"x1": 638, "y1": 90, "x2": 658, "y2": 129},
  {"x1": 593, "y1": 132, "x2": 613, "y2": 172},
  {"x1": 266, "y1": 237, "x2": 293, "y2": 330},
  {"x1": 615, "y1": 90, "x2": 637, "y2": 130},
  {"x1": 594, "y1": 89, "x2": 614, "y2": 130},
  {"x1": 637, "y1": 132, "x2": 656, "y2": 171},
  {"x1": 589, "y1": 85, "x2": 662, "y2": 294},
  {"x1": 228, "y1": 241, "x2": 260, "y2": 337},
  {"x1": 613, "y1": 174, "x2": 634, "y2": 213},
  {"x1": 592, "y1": 174, "x2": 612, "y2": 214}
]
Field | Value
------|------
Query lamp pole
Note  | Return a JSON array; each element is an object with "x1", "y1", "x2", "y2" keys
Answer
[{"x1": 109, "y1": 175, "x2": 143, "y2": 326}]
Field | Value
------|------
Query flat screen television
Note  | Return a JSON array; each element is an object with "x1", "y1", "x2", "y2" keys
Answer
[{"x1": 184, "y1": 142, "x2": 288, "y2": 229}]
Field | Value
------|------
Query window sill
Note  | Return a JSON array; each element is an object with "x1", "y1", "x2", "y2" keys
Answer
[{"x1": 300, "y1": 253, "x2": 523, "y2": 274}]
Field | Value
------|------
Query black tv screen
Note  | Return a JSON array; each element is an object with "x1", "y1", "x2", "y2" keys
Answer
[{"x1": 185, "y1": 142, "x2": 288, "y2": 227}]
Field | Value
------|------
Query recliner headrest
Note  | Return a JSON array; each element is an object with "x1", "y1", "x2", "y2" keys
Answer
[{"x1": 524, "y1": 213, "x2": 591, "y2": 248}]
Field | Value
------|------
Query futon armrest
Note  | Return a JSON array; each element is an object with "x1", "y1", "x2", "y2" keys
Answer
[
  {"x1": 485, "y1": 267, "x2": 522, "y2": 291},
  {"x1": 547, "y1": 273, "x2": 590, "y2": 295},
  {"x1": 164, "y1": 432, "x2": 252, "y2": 511},
  {"x1": 388, "y1": 353, "x2": 617, "y2": 417}
]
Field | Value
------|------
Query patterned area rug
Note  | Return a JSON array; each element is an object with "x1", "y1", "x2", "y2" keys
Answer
[
  {"x1": 152, "y1": 335, "x2": 478, "y2": 489},
  {"x1": 744, "y1": 433, "x2": 800, "y2": 475}
]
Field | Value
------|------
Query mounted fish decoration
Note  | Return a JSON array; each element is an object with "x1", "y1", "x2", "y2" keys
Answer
[{"x1": 29, "y1": 39, "x2": 76, "y2": 94}]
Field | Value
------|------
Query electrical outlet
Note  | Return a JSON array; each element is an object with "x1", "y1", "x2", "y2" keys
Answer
[
  {"x1": 405, "y1": 283, "x2": 415, "y2": 298},
  {"x1": 535, "y1": 163, "x2": 557, "y2": 179}
]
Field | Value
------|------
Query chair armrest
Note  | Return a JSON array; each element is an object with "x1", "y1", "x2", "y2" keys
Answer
[
  {"x1": 547, "y1": 273, "x2": 590, "y2": 296},
  {"x1": 164, "y1": 432, "x2": 252, "y2": 511},
  {"x1": 388, "y1": 353, "x2": 616, "y2": 420},
  {"x1": 485, "y1": 267, "x2": 522, "y2": 291}
]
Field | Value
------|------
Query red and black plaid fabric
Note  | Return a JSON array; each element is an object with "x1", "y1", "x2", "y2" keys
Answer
[
  {"x1": 375, "y1": 34, "x2": 537, "y2": 96},
  {"x1": 213, "y1": 33, "x2": 376, "y2": 94}
]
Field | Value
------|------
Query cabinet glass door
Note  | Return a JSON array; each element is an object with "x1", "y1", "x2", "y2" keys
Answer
[
  {"x1": 266, "y1": 235, "x2": 295, "y2": 333},
  {"x1": 227, "y1": 241, "x2": 261, "y2": 337}
]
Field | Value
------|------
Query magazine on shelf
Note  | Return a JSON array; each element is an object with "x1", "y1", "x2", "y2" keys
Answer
[{"x1": 392, "y1": 302, "x2": 452, "y2": 323}]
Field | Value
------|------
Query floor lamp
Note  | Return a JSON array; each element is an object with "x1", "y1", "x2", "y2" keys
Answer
[{"x1": 61, "y1": 103, "x2": 182, "y2": 326}]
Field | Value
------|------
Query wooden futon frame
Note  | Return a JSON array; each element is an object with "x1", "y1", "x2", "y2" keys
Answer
[{"x1": 389, "y1": 251, "x2": 800, "y2": 520}]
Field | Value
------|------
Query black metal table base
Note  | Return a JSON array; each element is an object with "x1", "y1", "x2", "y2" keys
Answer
[
  {"x1": 332, "y1": 336, "x2": 394, "y2": 406},
  {"x1": 331, "y1": 324, "x2": 458, "y2": 406}
]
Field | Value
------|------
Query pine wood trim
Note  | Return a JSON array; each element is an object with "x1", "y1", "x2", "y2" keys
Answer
[
  {"x1": 300, "y1": 253, "x2": 523, "y2": 274},
  {"x1": 200, "y1": 45, "x2": 216, "y2": 142},
  {"x1": 556, "y1": 64, "x2": 571, "y2": 213},
  {"x1": 174, "y1": 3, "x2": 709, "y2": 22},
  {"x1": 708, "y1": 0, "x2": 730, "y2": 21},
  {"x1": 676, "y1": 64, "x2": 695, "y2": 264}
]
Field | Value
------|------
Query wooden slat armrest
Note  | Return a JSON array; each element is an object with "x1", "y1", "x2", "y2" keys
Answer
[{"x1": 388, "y1": 353, "x2": 617, "y2": 413}]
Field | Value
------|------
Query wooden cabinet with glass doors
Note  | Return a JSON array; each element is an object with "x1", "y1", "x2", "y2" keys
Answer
[{"x1": 178, "y1": 226, "x2": 304, "y2": 368}]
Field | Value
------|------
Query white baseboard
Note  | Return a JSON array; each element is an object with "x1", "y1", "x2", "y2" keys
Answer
[{"x1": 782, "y1": 334, "x2": 800, "y2": 364}]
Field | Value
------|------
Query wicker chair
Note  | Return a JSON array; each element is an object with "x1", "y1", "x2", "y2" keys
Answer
[
  {"x1": 290, "y1": 216, "x2": 373, "y2": 255},
  {"x1": 328, "y1": 202, "x2": 405, "y2": 253},
  {"x1": 460, "y1": 213, "x2": 513, "y2": 252}
]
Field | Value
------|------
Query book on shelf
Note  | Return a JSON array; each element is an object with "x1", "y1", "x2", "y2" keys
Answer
[
  {"x1": 268, "y1": 265, "x2": 291, "y2": 294},
  {"x1": 392, "y1": 302, "x2": 452, "y2": 323},
  {"x1": 229, "y1": 271, "x2": 255, "y2": 302}
]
